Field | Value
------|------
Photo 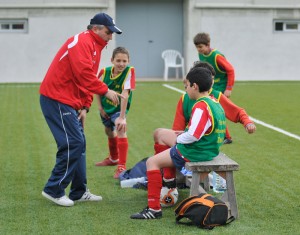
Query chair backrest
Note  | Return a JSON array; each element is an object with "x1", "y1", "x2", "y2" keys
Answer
[{"x1": 162, "y1": 50, "x2": 183, "y2": 66}]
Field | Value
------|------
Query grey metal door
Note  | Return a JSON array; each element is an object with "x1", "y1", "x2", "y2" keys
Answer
[{"x1": 116, "y1": 0, "x2": 183, "y2": 78}]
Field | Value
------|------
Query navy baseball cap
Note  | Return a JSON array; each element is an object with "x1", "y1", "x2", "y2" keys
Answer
[{"x1": 90, "y1": 13, "x2": 122, "y2": 34}]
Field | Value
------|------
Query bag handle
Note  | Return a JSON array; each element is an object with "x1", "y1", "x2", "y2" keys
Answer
[
  {"x1": 198, "y1": 194, "x2": 215, "y2": 206},
  {"x1": 174, "y1": 195, "x2": 199, "y2": 214},
  {"x1": 177, "y1": 194, "x2": 214, "y2": 216}
]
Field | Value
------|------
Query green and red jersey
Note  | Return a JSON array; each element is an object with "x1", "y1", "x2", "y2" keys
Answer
[
  {"x1": 172, "y1": 89, "x2": 253, "y2": 131},
  {"x1": 176, "y1": 96, "x2": 226, "y2": 162},
  {"x1": 199, "y1": 49, "x2": 235, "y2": 93},
  {"x1": 98, "y1": 66, "x2": 135, "y2": 115}
]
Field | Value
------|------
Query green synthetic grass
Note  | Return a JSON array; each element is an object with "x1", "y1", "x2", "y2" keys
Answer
[{"x1": 0, "y1": 81, "x2": 299, "y2": 234}]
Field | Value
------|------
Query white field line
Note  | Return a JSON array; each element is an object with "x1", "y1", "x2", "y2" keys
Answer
[
  {"x1": 249, "y1": 117, "x2": 300, "y2": 141},
  {"x1": 163, "y1": 84, "x2": 300, "y2": 141},
  {"x1": 163, "y1": 84, "x2": 185, "y2": 94}
]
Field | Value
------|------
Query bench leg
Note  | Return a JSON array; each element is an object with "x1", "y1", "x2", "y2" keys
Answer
[
  {"x1": 200, "y1": 172, "x2": 210, "y2": 192},
  {"x1": 190, "y1": 171, "x2": 206, "y2": 196},
  {"x1": 222, "y1": 171, "x2": 239, "y2": 219}
]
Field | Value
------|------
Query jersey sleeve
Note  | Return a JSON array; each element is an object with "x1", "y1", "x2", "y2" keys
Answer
[
  {"x1": 124, "y1": 67, "x2": 136, "y2": 90},
  {"x1": 82, "y1": 91, "x2": 94, "y2": 108},
  {"x1": 172, "y1": 95, "x2": 187, "y2": 131},
  {"x1": 219, "y1": 94, "x2": 253, "y2": 127},
  {"x1": 216, "y1": 55, "x2": 235, "y2": 90},
  {"x1": 176, "y1": 102, "x2": 212, "y2": 144},
  {"x1": 237, "y1": 109, "x2": 253, "y2": 127}
]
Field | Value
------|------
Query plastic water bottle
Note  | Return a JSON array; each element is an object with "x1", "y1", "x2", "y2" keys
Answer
[
  {"x1": 212, "y1": 172, "x2": 227, "y2": 193},
  {"x1": 180, "y1": 167, "x2": 192, "y2": 177},
  {"x1": 120, "y1": 177, "x2": 146, "y2": 188}
]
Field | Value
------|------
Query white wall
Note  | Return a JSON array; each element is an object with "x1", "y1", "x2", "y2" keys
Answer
[
  {"x1": 184, "y1": 0, "x2": 300, "y2": 81},
  {"x1": 1, "y1": 0, "x2": 300, "y2": 82},
  {"x1": 0, "y1": 1, "x2": 117, "y2": 83}
]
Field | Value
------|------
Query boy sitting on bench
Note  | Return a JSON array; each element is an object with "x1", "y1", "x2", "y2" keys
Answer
[
  {"x1": 154, "y1": 62, "x2": 256, "y2": 190},
  {"x1": 130, "y1": 67, "x2": 226, "y2": 220}
]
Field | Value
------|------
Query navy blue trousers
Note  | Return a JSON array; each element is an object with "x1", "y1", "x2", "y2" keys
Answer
[{"x1": 40, "y1": 95, "x2": 87, "y2": 200}]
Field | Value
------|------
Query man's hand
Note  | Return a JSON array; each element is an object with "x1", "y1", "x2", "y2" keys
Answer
[
  {"x1": 78, "y1": 109, "x2": 87, "y2": 128},
  {"x1": 105, "y1": 89, "x2": 125, "y2": 106}
]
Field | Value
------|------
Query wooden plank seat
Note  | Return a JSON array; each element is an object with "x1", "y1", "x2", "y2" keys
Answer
[{"x1": 184, "y1": 152, "x2": 240, "y2": 219}]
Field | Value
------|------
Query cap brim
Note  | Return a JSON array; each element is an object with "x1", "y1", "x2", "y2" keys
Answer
[{"x1": 107, "y1": 25, "x2": 122, "y2": 34}]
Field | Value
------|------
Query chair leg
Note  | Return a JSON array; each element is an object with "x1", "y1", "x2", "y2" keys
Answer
[
  {"x1": 175, "y1": 68, "x2": 179, "y2": 79},
  {"x1": 164, "y1": 66, "x2": 168, "y2": 81}
]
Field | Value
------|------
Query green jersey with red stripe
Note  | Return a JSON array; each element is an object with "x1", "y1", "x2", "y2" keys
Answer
[
  {"x1": 209, "y1": 88, "x2": 222, "y2": 102},
  {"x1": 176, "y1": 96, "x2": 226, "y2": 162},
  {"x1": 181, "y1": 88, "x2": 222, "y2": 126},
  {"x1": 199, "y1": 49, "x2": 228, "y2": 93},
  {"x1": 100, "y1": 66, "x2": 135, "y2": 115},
  {"x1": 182, "y1": 93, "x2": 195, "y2": 127}
]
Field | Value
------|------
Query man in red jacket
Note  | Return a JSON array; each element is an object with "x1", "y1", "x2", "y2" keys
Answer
[{"x1": 40, "y1": 13, "x2": 123, "y2": 207}]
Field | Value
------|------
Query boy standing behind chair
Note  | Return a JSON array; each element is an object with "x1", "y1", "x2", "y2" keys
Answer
[
  {"x1": 95, "y1": 47, "x2": 136, "y2": 179},
  {"x1": 193, "y1": 32, "x2": 235, "y2": 144}
]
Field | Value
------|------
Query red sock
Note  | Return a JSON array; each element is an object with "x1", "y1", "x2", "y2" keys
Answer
[
  {"x1": 154, "y1": 143, "x2": 169, "y2": 154},
  {"x1": 108, "y1": 137, "x2": 119, "y2": 161},
  {"x1": 117, "y1": 137, "x2": 128, "y2": 167},
  {"x1": 163, "y1": 167, "x2": 176, "y2": 180},
  {"x1": 147, "y1": 170, "x2": 162, "y2": 210},
  {"x1": 154, "y1": 143, "x2": 176, "y2": 180},
  {"x1": 225, "y1": 126, "x2": 231, "y2": 139}
]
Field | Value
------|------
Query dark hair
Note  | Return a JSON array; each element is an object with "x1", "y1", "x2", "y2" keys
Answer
[
  {"x1": 186, "y1": 67, "x2": 212, "y2": 92},
  {"x1": 192, "y1": 61, "x2": 216, "y2": 77},
  {"x1": 193, "y1": 33, "x2": 210, "y2": 46},
  {"x1": 112, "y1": 47, "x2": 130, "y2": 59}
]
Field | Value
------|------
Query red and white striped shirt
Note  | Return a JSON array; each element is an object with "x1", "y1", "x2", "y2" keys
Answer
[{"x1": 177, "y1": 100, "x2": 212, "y2": 144}]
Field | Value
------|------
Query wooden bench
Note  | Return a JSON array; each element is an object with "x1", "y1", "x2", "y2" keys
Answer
[{"x1": 184, "y1": 152, "x2": 240, "y2": 219}]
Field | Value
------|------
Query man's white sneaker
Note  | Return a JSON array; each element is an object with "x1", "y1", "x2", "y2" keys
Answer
[
  {"x1": 42, "y1": 191, "x2": 74, "y2": 207},
  {"x1": 76, "y1": 189, "x2": 102, "y2": 202}
]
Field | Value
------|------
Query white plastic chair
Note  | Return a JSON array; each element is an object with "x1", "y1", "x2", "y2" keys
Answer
[{"x1": 162, "y1": 50, "x2": 185, "y2": 81}]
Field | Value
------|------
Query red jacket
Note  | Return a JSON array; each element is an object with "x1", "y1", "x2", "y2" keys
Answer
[{"x1": 40, "y1": 30, "x2": 108, "y2": 110}]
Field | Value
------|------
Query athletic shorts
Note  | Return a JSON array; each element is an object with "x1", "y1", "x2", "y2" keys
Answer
[
  {"x1": 170, "y1": 145, "x2": 188, "y2": 170},
  {"x1": 100, "y1": 112, "x2": 121, "y2": 131}
]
